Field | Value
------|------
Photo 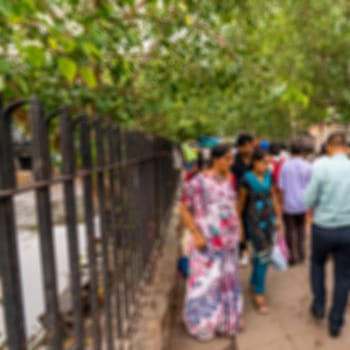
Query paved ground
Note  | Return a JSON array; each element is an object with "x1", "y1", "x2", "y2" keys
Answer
[{"x1": 169, "y1": 240, "x2": 350, "y2": 350}]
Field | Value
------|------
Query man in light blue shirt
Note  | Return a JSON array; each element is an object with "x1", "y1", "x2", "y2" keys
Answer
[
  {"x1": 279, "y1": 141, "x2": 311, "y2": 265},
  {"x1": 304, "y1": 132, "x2": 350, "y2": 338}
]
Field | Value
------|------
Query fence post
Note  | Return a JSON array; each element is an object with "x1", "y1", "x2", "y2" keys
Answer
[
  {"x1": 79, "y1": 116, "x2": 102, "y2": 350},
  {"x1": 28, "y1": 96, "x2": 63, "y2": 350},
  {"x1": 107, "y1": 125, "x2": 125, "y2": 350},
  {"x1": 124, "y1": 131, "x2": 142, "y2": 311},
  {"x1": 0, "y1": 94, "x2": 180, "y2": 350},
  {"x1": 115, "y1": 127, "x2": 130, "y2": 327},
  {"x1": 154, "y1": 138, "x2": 162, "y2": 240},
  {"x1": 0, "y1": 99, "x2": 27, "y2": 350},
  {"x1": 94, "y1": 117, "x2": 114, "y2": 350},
  {"x1": 59, "y1": 109, "x2": 84, "y2": 350}
]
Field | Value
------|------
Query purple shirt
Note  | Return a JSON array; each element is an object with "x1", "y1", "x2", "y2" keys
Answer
[{"x1": 279, "y1": 157, "x2": 312, "y2": 214}]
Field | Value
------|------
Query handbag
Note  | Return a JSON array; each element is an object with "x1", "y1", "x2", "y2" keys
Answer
[
  {"x1": 271, "y1": 230, "x2": 290, "y2": 271},
  {"x1": 277, "y1": 230, "x2": 290, "y2": 261}
]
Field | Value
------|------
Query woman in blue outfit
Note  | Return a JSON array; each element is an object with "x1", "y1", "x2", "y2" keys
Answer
[{"x1": 237, "y1": 149, "x2": 281, "y2": 315}]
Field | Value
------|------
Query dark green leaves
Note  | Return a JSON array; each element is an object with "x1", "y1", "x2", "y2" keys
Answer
[{"x1": 1, "y1": 0, "x2": 350, "y2": 139}]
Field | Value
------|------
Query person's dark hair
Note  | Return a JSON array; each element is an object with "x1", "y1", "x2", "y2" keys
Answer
[
  {"x1": 303, "y1": 144, "x2": 314, "y2": 155},
  {"x1": 320, "y1": 143, "x2": 327, "y2": 156},
  {"x1": 290, "y1": 141, "x2": 303, "y2": 155},
  {"x1": 236, "y1": 133, "x2": 253, "y2": 147},
  {"x1": 197, "y1": 151, "x2": 204, "y2": 170},
  {"x1": 210, "y1": 145, "x2": 231, "y2": 162},
  {"x1": 279, "y1": 142, "x2": 288, "y2": 151},
  {"x1": 326, "y1": 131, "x2": 347, "y2": 147},
  {"x1": 251, "y1": 149, "x2": 267, "y2": 168},
  {"x1": 268, "y1": 143, "x2": 280, "y2": 156}
]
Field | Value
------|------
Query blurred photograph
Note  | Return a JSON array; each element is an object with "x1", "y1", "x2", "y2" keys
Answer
[{"x1": 1, "y1": 1, "x2": 350, "y2": 350}]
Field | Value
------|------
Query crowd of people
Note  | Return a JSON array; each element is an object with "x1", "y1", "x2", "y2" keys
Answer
[{"x1": 179, "y1": 131, "x2": 350, "y2": 347}]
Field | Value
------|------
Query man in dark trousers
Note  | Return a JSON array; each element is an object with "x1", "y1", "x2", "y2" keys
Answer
[
  {"x1": 279, "y1": 141, "x2": 311, "y2": 265},
  {"x1": 305, "y1": 132, "x2": 350, "y2": 337},
  {"x1": 232, "y1": 133, "x2": 254, "y2": 266}
]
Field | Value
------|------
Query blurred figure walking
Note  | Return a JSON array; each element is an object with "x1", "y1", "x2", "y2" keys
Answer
[
  {"x1": 232, "y1": 134, "x2": 254, "y2": 266},
  {"x1": 305, "y1": 132, "x2": 350, "y2": 337},
  {"x1": 279, "y1": 141, "x2": 311, "y2": 265},
  {"x1": 269, "y1": 142, "x2": 286, "y2": 185},
  {"x1": 238, "y1": 150, "x2": 281, "y2": 315},
  {"x1": 180, "y1": 145, "x2": 243, "y2": 345}
]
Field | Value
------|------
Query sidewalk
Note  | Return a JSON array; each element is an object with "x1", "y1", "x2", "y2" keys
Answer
[{"x1": 169, "y1": 246, "x2": 350, "y2": 350}]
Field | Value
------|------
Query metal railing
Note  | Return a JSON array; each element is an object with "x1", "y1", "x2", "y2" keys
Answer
[{"x1": 0, "y1": 96, "x2": 180, "y2": 350}]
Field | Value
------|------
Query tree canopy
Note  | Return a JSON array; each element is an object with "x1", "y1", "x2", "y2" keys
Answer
[{"x1": 1, "y1": 0, "x2": 350, "y2": 140}]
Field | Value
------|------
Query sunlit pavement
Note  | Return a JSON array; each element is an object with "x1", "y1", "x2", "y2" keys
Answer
[{"x1": 170, "y1": 237, "x2": 350, "y2": 350}]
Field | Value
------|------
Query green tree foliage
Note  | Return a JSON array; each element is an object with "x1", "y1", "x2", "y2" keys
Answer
[{"x1": 1, "y1": 0, "x2": 350, "y2": 140}]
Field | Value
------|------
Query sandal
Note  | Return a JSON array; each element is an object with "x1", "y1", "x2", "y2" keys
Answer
[
  {"x1": 252, "y1": 295, "x2": 269, "y2": 315},
  {"x1": 238, "y1": 318, "x2": 246, "y2": 333},
  {"x1": 223, "y1": 338, "x2": 238, "y2": 350}
]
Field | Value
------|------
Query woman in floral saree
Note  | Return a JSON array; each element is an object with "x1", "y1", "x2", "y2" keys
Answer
[{"x1": 180, "y1": 145, "x2": 243, "y2": 345}]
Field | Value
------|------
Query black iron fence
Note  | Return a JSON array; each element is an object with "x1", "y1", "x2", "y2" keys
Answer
[{"x1": 0, "y1": 97, "x2": 180, "y2": 350}]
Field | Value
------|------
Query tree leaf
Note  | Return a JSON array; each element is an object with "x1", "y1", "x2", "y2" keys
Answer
[
  {"x1": 58, "y1": 57, "x2": 77, "y2": 83},
  {"x1": 0, "y1": 75, "x2": 5, "y2": 91},
  {"x1": 102, "y1": 68, "x2": 113, "y2": 86},
  {"x1": 185, "y1": 15, "x2": 193, "y2": 26},
  {"x1": 82, "y1": 42, "x2": 102, "y2": 59},
  {"x1": 60, "y1": 37, "x2": 76, "y2": 53},
  {"x1": 23, "y1": 46, "x2": 45, "y2": 68},
  {"x1": 80, "y1": 66, "x2": 97, "y2": 89},
  {"x1": 0, "y1": 59, "x2": 12, "y2": 73},
  {"x1": 48, "y1": 37, "x2": 58, "y2": 50},
  {"x1": 17, "y1": 77, "x2": 29, "y2": 94},
  {"x1": 178, "y1": 2, "x2": 188, "y2": 12}
]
